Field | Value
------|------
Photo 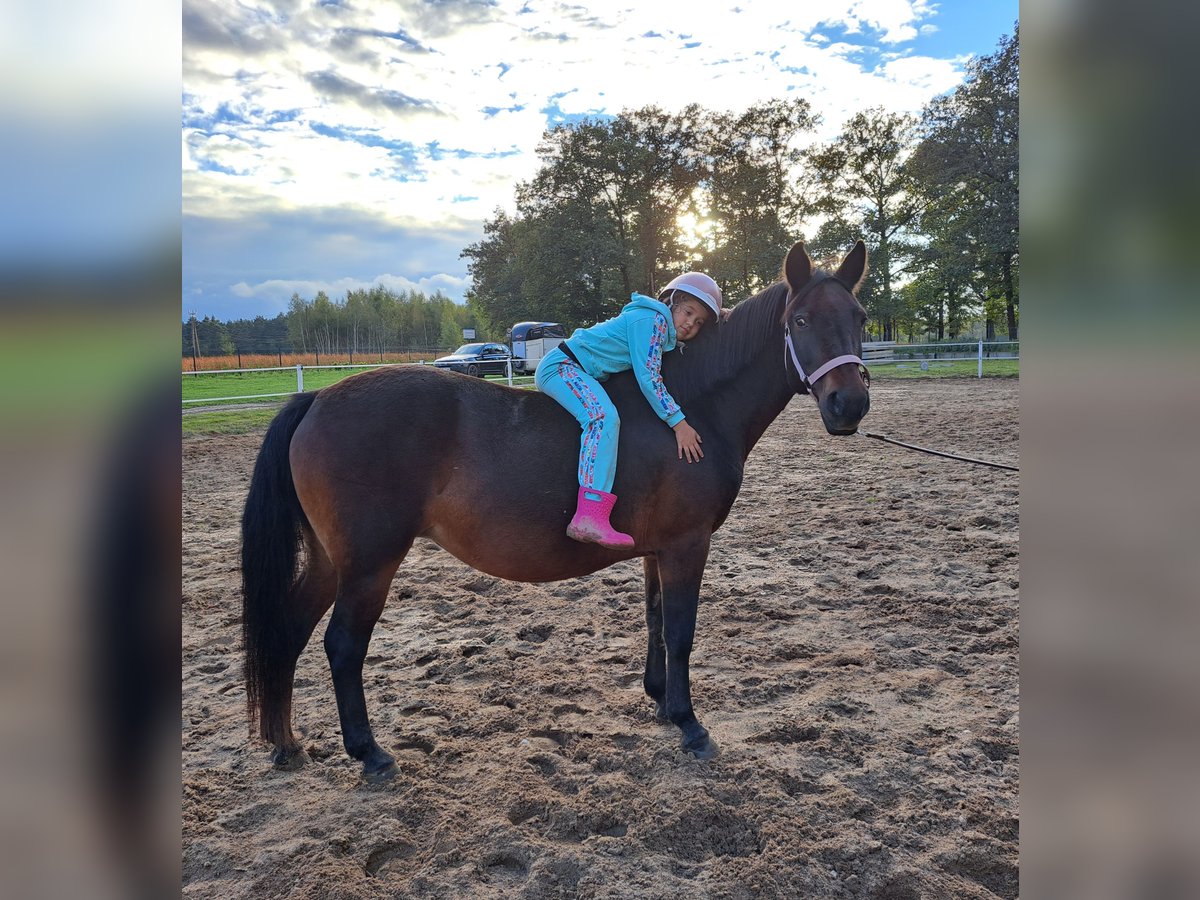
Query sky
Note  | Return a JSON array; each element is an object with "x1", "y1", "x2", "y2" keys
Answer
[{"x1": 182, "y1": 0, "x2": 1018, "y2": 322}]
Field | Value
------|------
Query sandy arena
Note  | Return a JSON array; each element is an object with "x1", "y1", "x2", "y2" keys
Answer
[{"x1": 183, "y1": 377, "x2": 1019, "y2": 899}]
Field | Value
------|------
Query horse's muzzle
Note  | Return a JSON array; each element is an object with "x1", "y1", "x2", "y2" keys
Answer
[{"x1": 819, "y1": 386, "x2": 870, "y2": 435}]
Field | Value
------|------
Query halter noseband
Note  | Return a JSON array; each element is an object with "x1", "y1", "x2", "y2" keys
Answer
[{"x1": 783, "y1": 272, "x2": 870, "y2": 395}]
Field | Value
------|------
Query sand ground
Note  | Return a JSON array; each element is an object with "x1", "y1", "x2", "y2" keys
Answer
[{"x1": 183, "y1": 378, "x2": 1019, "y2": 899}]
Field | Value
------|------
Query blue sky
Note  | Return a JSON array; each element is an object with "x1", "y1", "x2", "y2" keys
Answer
[{"x1": 183, "y1": 0, "x2": 1018, "y2": 322}]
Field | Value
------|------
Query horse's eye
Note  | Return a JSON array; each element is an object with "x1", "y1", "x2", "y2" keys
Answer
[{"x1": 794, "y1": 315, "x2": 808, "y2": 328}]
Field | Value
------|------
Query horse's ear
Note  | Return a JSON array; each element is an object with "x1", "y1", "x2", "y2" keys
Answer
[
  {"x1": 836, "y1": 240, "x2": 868, "y2": 291},
  {"x1": 783, "y1": 242, "x2": 813, "y2": 290}
]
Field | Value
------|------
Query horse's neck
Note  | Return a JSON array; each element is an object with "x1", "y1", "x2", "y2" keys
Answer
[{"x1": 706, "y1": 344, "x2": 795, "y2": 462}]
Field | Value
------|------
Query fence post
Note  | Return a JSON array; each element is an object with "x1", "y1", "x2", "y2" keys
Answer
[
  {"x1": 296, "y1": 364, "x2": 304, "y2": 393},
  {"x1": 506, "y1": 357, "x2": 513, "y2": 386},
  {"x1": 978, "y1": 340, "x2": 983, "y2": 379}
]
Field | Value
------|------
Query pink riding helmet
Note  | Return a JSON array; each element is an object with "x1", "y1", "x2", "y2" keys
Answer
[{"x1": 658, "y1": 272, "x2": 723, "y2": 323}]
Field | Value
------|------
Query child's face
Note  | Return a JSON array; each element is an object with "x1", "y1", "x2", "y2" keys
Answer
[{"x1": 672, "y1": 296, "x2": 711, "y2": 341}]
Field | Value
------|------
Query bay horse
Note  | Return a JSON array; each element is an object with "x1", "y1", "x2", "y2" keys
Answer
[{"x1": 242, "y1": 240, "x2": 871, "y2": 781}]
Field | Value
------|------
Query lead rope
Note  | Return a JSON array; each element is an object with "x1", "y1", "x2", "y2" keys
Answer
[{"x1": 856, "y1": 430, "x2": 1019, "y2": 472}]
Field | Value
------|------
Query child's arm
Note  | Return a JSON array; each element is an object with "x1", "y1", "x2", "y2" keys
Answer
[{"x1": 629, "y1": 314, "x2": 705, "y2": 463}]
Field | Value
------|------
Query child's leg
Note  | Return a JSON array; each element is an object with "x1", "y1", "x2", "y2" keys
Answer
[{"x1": 536, "y1": 357, "x2": 620, "y2": 493}]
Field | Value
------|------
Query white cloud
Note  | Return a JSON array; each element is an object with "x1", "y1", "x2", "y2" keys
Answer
[
  {"x1": 841, "y1": 0, "x2": 937, "y2": 44},
  {"x1": 231, "y1": 272, "x2": 473, "y2": 304},
  {"x1": 881, "y1": 54, "x2": 968, "y2": 98}
]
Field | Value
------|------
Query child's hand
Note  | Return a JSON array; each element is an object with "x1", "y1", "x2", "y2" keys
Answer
[{"x1": 673, "y1": 420, "x2": 704, "y2": 463}]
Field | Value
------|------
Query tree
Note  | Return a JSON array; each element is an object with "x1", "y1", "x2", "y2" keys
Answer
[
  {"x1": 464, "y1": 204, "x2": 626, "y2": 332},
  {"x1": 806, "y1": 109, "x2": 921, "y2": 340},
  {"x1": 286, "y1": 293, "x2": 311, "y2": 352},
  {"x1": 701, "y1": 98, "x2": 816, "y2": 303},
  {"x1": 183, "y1": 314, "x2": 199, "y2": 359},
  {"x1": 344, "y1": 289, "x2": 373, "y2": 356},
  {"x1": 526, "y1": 106, "x2": 707, "y2": 297},
  {"x1": 461, "y1": 219, "x2": 517, "y2": 329},
  {"x1": 910, "y1": 26, "x2": 1019, "y2": 338},
  {"x1": 310, "y1": 291, "x2": 337, "y2": 355},
  {"x1": 901, "y1": 253, "x2": 977, "y2": 341},
  {"x1": 186, "y1": 314, "x2": 234, "y2": 355},
  {"x1": 466, "y1": 106, "x2": 712, "y2": 331}
]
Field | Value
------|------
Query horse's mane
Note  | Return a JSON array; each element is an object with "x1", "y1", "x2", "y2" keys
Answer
[{"x1": 658, "y1": 281, "x2": 788, "y2": 405}]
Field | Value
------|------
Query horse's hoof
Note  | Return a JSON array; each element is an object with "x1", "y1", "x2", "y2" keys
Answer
[
  {"x1": 360, "y1": 749, "x2": 398, "y2": 783},
  {"x1": 682, "y1": 734, "x2": 719, "y2": 760},
  {"x1": 361, "y1": 761, "x2": 398, "y2": 784},
  {"x1": 271, "y1": 746, "x2": 310, "y2": 771},
  {"x1": 654, "y1": 701, "x2": 669, "y2": 723}
]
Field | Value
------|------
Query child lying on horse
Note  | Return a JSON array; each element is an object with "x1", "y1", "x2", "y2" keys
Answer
[{"x1": 535, "y1": 272, "x2": 724, "y2": 549}]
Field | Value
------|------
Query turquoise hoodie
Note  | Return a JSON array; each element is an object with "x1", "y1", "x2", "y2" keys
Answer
[{"x1": 561, "y1": 293, "x2": 686, "y2": 427}]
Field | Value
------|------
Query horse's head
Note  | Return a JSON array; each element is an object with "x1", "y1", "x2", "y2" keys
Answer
[{"x1": 781, "y1": 241, "x2": 871, "y2": 435}]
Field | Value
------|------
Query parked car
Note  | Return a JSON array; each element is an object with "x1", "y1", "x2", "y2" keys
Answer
[{"x1": 432, "y1": 342, "x2": 513, "y2": 377}]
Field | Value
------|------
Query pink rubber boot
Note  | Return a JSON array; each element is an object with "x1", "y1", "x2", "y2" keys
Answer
[{"x1": 566, "y1": 487, "x2": 635, "y2": 549}]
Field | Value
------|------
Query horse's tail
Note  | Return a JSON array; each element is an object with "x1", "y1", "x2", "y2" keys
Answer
[{"x1": 241, "y1": 391, "x2": 316, "y2": 740}]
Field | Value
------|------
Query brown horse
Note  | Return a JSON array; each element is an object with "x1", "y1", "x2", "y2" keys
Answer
[{"x1": 242, "y1": 241, "x2": 871, "y2": 780}]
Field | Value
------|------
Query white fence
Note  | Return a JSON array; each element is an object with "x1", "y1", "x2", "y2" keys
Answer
[
  {"x1": 863, "y1": 340, "x2": 1019, "y2": 378},
  {"x1": 183, "y1": 341, "x2": 1018, "y2": 408}
]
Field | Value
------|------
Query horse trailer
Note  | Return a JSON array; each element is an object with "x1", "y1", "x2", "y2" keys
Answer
[{"x1": 509, "y1": 321, "x2": 567, "y2": 375}]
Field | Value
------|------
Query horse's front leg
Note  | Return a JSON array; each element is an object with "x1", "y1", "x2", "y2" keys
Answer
[
  {"x1": 657, "y1": 536, "x2": 718, "y2": 759},
  {"x1": 642, "y1": 556, "x2": 667, "y2": 721}
]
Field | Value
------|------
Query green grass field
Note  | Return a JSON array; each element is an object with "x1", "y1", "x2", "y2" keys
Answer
[
  {"x1": 181, "y1": 359, "x2": 1017, "y2": 436},
  {"x1": 870, "y1": 358, "x2": 1020, "y2": 379},
  {"x1": 183, "y1": 366, "x2": 373, "y2": 403}
]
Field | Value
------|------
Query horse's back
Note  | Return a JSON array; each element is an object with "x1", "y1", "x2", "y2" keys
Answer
[{"x1": 292, "y1": 365, "x2": 570, "y2": 479}]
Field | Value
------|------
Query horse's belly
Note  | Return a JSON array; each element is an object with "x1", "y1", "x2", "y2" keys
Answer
[{"x1": 422, "y1": 523, "x2": 635, "y2": 584}]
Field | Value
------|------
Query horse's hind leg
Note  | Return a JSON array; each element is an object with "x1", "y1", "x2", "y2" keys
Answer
[
  {"x1": 268, "y1": 529, "x2": 337, "y2": 770},
  {"x1": 324, "y1": 561, "x2": 404, "y2": 781},
  {"x1": 642, "y1": 556, "x2": 668, "y2": 721}
]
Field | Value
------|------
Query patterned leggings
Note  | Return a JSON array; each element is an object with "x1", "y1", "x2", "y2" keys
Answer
[{"x1": 535, "y1": 347, "x2": 620, "y2": 493}]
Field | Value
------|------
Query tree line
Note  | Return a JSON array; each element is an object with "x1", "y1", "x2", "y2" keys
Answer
[
  {"x1": 183, "y1": 287, "x2": 481, "y2": 358},
  {"x1": 465, "y1": 26, "x2": 1018, "y2": 342}
]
